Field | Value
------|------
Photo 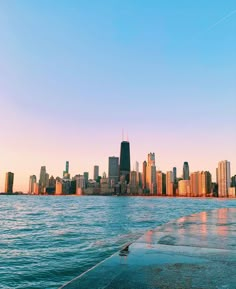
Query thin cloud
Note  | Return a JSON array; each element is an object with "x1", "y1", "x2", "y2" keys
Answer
[{"x1": 208, "y1": 9, "x2": 236, "y2": 30}]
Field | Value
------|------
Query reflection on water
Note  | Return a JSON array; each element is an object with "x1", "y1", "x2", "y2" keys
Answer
[{"x1": 0, "y1": 196, "x2": 235, "y2": 289}]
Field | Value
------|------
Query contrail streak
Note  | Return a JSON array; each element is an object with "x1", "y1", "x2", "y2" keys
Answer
[{"x1": 208, "y1": 9, "x2": 236, "y2": 30}]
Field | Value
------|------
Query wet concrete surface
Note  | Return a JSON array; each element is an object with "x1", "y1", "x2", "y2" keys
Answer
[{"x1": 60, "y1": 208, "x2": 236, "y2": 289}]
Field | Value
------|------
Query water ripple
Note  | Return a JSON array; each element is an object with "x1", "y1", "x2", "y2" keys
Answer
[{"x1": 0, "y1": 196, "x2": 235, "y2": 289}]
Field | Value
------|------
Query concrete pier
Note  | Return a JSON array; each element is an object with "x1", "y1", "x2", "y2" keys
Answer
[{"x1": 60, "y1": 208, "x2": 236, "y2": 289}]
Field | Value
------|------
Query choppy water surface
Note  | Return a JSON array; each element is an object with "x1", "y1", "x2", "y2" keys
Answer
[{"x1": 0, "y1": 196, "x2": 235, "y2": 289}]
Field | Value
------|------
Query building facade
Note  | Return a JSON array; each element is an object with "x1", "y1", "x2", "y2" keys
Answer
[
  {"x1": 183, "y1": 162, "x2": 190, "y2": 180},
  {"x1": 94, "y1": 165, "x2": 99, "y2": 181},
  {"x1": 108, "y1": 156, "x2": 119, "y2": 187},
  {"x1": 119, "y1": 141, "x2": 131, "y2": 184},
  {"x1": 217, "y1": 160, "x2": 231, "y2": 197},
  {"x1": 5, "y1": 172, "x2": 14, "y2": 193},
  {"x1": 29, "y1": 175, "x2": 37, "y2": 194},
  {"x1": 146, "y1": 153, "x2": 157, "y2": 194}
]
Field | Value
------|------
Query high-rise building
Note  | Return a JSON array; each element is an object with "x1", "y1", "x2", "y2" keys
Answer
[
  {"x1": 94, "y1": 165, "x2": 99, "y2": 181},
  {"x1": 33, "y1": 183, "x2": 39, "y2": 194},
  {"x1": 108, "y1": 156, "x2": 119, "y2": 187},
  {"x1": 75, "y1": 174, "x2": 85, "y2": 195},
  {"x1": 135, "y1": 161, "x2": 140, "y2": 186},
  {"x1": 231, "y1": 175, "x2": 236, "y2": 187},
  {"x1": 146, "y1": 153, "x2": 157, "y2": 194},
  {"x1": 190, "y1": 171, "x2": 212, "y2": 197},
  {"x1": 129, "y1": 171, "x2": 138, "y2": 194},
  {"x1": 39, "y1": 166, "x2": 47, "y2": 193},
  {"x1": 157, "y1": 171, "x2": 166, "y2": 196},
  {"x1": 217, "y1": 160, "x2": 231, "y2": 197},
  {"x1": 190, "y1": 172, "x2": 201, "y2": 197},
  {"x1": 5, "y1": 172, "x2": 14, "y2": 193},
  {"x1": 49, "y1": 176, "x2": 56, "y2": 188},
  {"x1": 201, "y1": 171, "x2": 212, "y2": 197},
  {"x1": 166, "y1": 171, "x2": 173, "y2": 196},
  {"x1": 63, "y1": 161, "x2": 70, "y2": 179},
  {"x1": 183, "y1": 162, "x2": 190, "y2": 180},
  {"x1": 178, "y1": 180, "x2": 191, "y2": 197},
  {"x1": 173, "y1": 167, "x2": 177, "y2": 183},
  {"x1": 83, "y1": 172, "x2": 89, "y2": 188},
  {"x1": 55, "y1": 179, "x2": 63, "y2": 195},
  {"x1": 29, "y1": 175, "x2": 37, "y2": 194},
  {"x1": 119, "y1": 141, "x2": 131, "y2": 183},
  {"x1": 142, "y1": 161, "x2": 147, "y2": 190}
]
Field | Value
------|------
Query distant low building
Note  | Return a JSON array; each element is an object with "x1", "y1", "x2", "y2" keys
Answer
[{"x1": 228, "y1": 187, "x2": 236, "y2": 198}]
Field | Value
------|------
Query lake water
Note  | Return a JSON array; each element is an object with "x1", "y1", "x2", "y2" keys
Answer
[{"x1": 0, "y1": 196, "x2": 235, "y2": 289}]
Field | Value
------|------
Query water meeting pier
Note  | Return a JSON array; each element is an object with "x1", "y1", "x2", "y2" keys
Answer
[{"x1": 60, "y1": 208, "x2": 236, "y2": 289}]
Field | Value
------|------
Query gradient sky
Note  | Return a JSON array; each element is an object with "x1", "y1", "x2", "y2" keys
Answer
[{"x1": 0, "y1": 0, "x2": 236, "y2": 192}]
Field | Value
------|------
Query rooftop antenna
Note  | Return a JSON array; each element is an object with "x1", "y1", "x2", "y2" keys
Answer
[
  {"x1": 122, "y1": 128, "x2": 124, "y2": 141},
  {"x1": 127, "y1": 132, "x2": 129, "y2": 142}
]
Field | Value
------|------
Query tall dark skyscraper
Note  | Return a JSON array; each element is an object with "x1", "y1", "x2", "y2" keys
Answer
[
  {"x1": 173, "y1": 167, "x2": 177, "y2": 183},
  {"x1": 119, "y1": 141, "x2": 131, "y2": 183},
  {"x1": 183, "y1": 162, "x2": 190, "y2": 180}
]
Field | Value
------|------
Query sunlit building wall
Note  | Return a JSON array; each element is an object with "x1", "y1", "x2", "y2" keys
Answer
[
  {"x1": 157, "y1": 171, "x2": 166, "y2": 196},
  {"x1": 190, "y1": 172, "x2": 201, "y2": 197},
  {"x1": 33, "y1": 183, "x2": 39, "y2": 195},
  {"x1": 55, "y1": 180, "x2": 63, "y2": 195},
  {"x1": 178, "y1": 180, "x2": 191, "y2": 197},
  {"x1": 228, "y1": 187, "x2": 236, "y2": 198},
  {"x1": 146, "y1": 153, "x2": 157, "y2": 194},
  {"x1": 166, "y1": 171, "x2": 173, "y2": 196},
  {"x1": 201, "y1": 171, "x2": 212, "y2": 197},
  {"x1": 217, "y1": 160, "x2": 231, "y2": 197}
]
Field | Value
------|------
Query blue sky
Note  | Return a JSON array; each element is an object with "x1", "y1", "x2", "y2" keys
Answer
[{"x1": 0, "y1": 0, "x2": 236, "y2": 191}]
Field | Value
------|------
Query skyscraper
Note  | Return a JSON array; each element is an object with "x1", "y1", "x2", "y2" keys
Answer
[
  {"x1": 83, "y1": 172, "x2": 89, "y2": 188},
  {"x1": 157, "y1": 171, "x2": 166, "y2": 196},
  {"x1": 217, "y1": 160, "x2": 231, "y2": 197},
  {"x1": 183, "y1": 162, "x2": 190, "y2": 180},
  {"x1": 190, "y1": 171, "x2": 212, "y2": 197},
  {"x1": 39, "y1": 166, "x2": 48, "y2": 194},
  {"x1": 166, "y1": 171, "x2": 173, "y2": 196},
  {"x1": 119, "y1": 141, "x2": 131, "y2": 183},
  {"x1": 108, "y1": 156, "x2": 119, "y2": 187},
  {"x1": 146, "y1": 153, "x2": 157, "y2": 194},
  {"x1": 63, "y1": 161, "x2": 70, "y2": 179},
  {"x1": 173, "y1": 167, "x2": 177, "y2": 183},
  {"x1": 129, "y1": 171, "x2": 138, "y2": 194},
  {"x1": 142, "y1": 161, "x2": 147, "y2": 190},
  {"x1": 5, "y1": 172, "x2": 14, "y2": 193},
  {"x1": 190, "y1": 172, "x2": 201, "y2": 197},
  {"x1": 178, "y1": 180, "x2": 191, "y2": 197},
  {"x1": 29, "y1": 175, "x2": 37, "y2": 194},
  {"x1": 94, "y1": 165, "x2": 99, "y2": 181}
]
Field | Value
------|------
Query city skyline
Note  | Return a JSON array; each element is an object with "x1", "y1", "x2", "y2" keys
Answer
[
  {"x1": 1, "y1": 142, "x2": 236, "y2": 193},
  {"x1": 1, "y1": 1, "x2": 236, "y2": 192}
]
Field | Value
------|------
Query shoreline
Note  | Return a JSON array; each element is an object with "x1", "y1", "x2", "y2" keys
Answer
[{"x1": 1, "y1": 193, "x2": 235, "y2": 200}]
